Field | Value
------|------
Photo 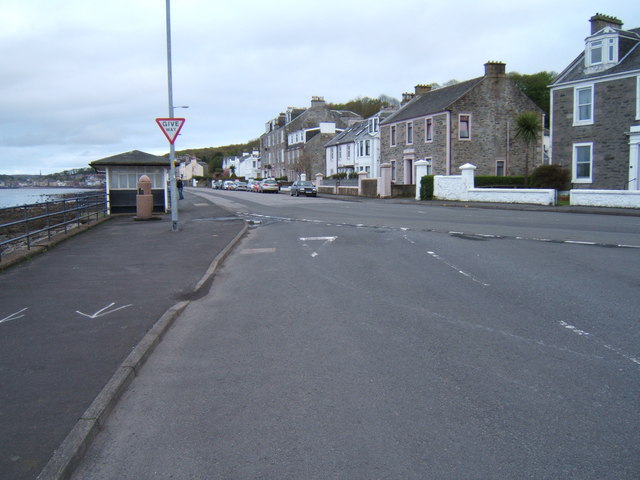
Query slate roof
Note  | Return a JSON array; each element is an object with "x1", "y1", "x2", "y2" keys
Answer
[
  {"x1": 90, "y1": 150, "x2": 168, "y2": 167},
  {"x1": 551, "y1": 27, "x2": 640, "y2": 86},
  {"x1": 325, "y1": 121, "x2": 368, "y2": 147},
  {"x1": 381, "y1": 77, "x2": 484, "y2": 125}
]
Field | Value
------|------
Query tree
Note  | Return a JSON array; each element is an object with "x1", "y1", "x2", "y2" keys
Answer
[
  {"x1": 514, "y1": 111, "x2": 542, "y2": 185},
  {"x1": 508, "y1": 71, "x2": 556, "y2": 127},
  {"x1": 328, "y1": 96, "x2": 398, "y2": 118}
]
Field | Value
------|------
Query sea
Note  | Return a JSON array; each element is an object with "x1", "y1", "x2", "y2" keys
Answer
[{"x1": 0, "y1": 188, "x2": 100, "y2": 209}]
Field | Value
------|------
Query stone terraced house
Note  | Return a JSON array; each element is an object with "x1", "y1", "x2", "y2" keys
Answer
[
  {"x1": 550, "y1": 13, "x2": 640, "y2": 190},
  {"x1": 260, "y1": 97, "x2": 361, "y2": 181},
  {"x1": 380, "y1": 62, "x2": 544, "y2": 185}
]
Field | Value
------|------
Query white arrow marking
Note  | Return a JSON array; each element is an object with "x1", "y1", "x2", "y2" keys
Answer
[
  {"x1": 76, "y1": 302, "x2": 133, "y2": 319},
  {"x1": 299, "y1": 236, "x2": 337, "y2": 258},
  {"x1": 0, "y1": 308, "x2": 28, "y2": 325}
]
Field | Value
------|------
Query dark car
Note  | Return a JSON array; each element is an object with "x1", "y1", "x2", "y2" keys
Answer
[{"x1": 290, "y1": 180, "x2": 317, "y2": 197}]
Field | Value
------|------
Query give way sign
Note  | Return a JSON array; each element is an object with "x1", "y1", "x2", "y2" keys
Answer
[{"x1": 155, "y1": 118, "x2": 185, "y2": 144}]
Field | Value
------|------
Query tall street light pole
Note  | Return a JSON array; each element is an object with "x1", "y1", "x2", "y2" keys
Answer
[{"x1": 165, "y1": 0, "x2": 179, "y2": 231}]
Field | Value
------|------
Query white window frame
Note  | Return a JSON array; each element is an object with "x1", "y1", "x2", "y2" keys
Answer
[
  {"x1": 406, "y1": 121, "x2": 414, "y2": 145},
  {"x1": 589, "y1": 40, "x2": 603, "y2": 65},
  {"x1": 636, "y1": 76, "x2": 640, "y2": 121},
  {"x1": 572, "y1": 142, "x2": 593, "y2": 183},
  {"x1": 574, "y1": 85, "x2": 594, "y2": 126},
  {"x1": 425, "y1": 117, "x2": 433, "y2": 142},
  {"x1": 459, "y1": 114, "x2": 471, "y2": 140}
]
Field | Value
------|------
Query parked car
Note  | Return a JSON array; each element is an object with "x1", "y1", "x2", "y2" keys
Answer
[
  {"x1": 259, "y1": 179, "x2": 280, "y2": 193},
  {"x1": 234, "y1": 181, "x2": 248, "y2": 191},
  {"x1": 290, "y1": 180, "x2": 318, "y2": 197},
  {"x1": 213, "y1": 180, "x2": 223, "y2": 189},
  {"x1": 246, "y1": 180, "x2": 258, "y2": 192},
  {"x1": 222, "y1": 180, "x2": 235, "y2": 190}
]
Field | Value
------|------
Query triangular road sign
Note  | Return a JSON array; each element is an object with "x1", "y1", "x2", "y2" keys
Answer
[{"x1": 155, "y1": 118, "x2": 185, "y2": 144}]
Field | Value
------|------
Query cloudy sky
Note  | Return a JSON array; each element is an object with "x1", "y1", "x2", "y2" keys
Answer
[{"x1": 1, "y1": 0, "x2": 638, "y2": 175}]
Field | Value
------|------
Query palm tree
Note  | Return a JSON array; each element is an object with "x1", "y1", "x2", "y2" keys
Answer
[{"x1": 514, "y1": 111, "x2": 542, "y2": 186}]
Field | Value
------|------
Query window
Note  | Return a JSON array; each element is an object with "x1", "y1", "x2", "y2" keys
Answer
[
  {"x1": 573, "y1": 143, "x2": 593, "y2": 183},
  {"x1": 365, "y1": 140, "x2": 370, "y2": 156},
  {"x1": 574, "y1": 86, "x2": 594, "y2": 125},
  {"x1": 391, "y1": 160, "x2": 396, "y2": 181},
  {"x1": 459, "y1": 114, "x2": 470, "y2": 139},
  {"x1": 369, "y1": 117, "x2": 379, "y2": 133},
  {"x1": 608, "y1": 38, "x2": 616, "y2": 62},
  {"x1": 425, "y1": 117, "x2": 433, "y2": 142},
  {"x1": 496, "y1": 160, "x2": 505, "y2": 176},
  {"x1": 391, "y1": 125, "x2": 397, "y2": 146},
  {"x1": 406, "y1": 121, "x2": 413, "y2": 144},
  {"x1": 590, "y1": 40, "x2": 603, "y2": 64},
  {"x1": 347, "y1": 144, "x2": 351, "y2": 160}
]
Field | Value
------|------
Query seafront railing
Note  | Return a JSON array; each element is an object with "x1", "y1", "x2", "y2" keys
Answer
[{"x1": 0, "y1": 192, "x2": 108, "y2": 262}]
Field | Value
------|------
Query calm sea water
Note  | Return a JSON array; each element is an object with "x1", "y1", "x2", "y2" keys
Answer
[{"x1": 0, "y1": 188, "x2": 100, "y2": 208}]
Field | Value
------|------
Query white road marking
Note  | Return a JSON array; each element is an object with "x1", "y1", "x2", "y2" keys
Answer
[
  {"x1": 425, "y1": 250, "x2": 490, "y2": 287},
  {"x1": 76, "y1": 303, "x2": 133, "y2": 319},
  {"x1": 559, "y1": 321, "x2": 590, "y2": 336},
  {"x1": 240, "y1": 248, "x2": 276, "y2": 254},
  {"x1": 299, "y1": 236, "x2": 337, "y2": 242},
  {"x1": 0, "y1": 308, "x2": 28, "y2": 325},
  {"x1": 299, "y1": 236, "x2": 337, "y2": 258}
]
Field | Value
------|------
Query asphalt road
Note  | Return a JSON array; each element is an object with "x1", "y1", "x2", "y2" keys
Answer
[{"x1": 70, "y1": 189, "x2": 640, "y2": 479}]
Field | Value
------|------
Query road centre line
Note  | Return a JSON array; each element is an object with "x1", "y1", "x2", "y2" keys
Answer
[{"x1": 241, "y1": 214, "x2": 640, "y2": 249}]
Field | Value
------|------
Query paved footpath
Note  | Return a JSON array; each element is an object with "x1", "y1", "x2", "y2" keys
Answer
[{"x1": 0, "y1": 192, "x2": 245, "y2": 480}]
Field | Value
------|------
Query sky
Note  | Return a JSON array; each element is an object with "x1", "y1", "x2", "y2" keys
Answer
[{"x1": 1, "y1": 0, "x2": 638, "y2": 175}]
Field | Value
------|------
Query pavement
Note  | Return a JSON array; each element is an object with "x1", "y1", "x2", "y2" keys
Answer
[
  {"x1": 1, "y1": 188, "x2": 638, "y2": 480},
  {"x1": 0, "y1": 191, "x2": 246, "y2": 480}
]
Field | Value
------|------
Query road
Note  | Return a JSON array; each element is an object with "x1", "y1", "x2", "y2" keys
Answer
[{"x1": 72, "y1": 189, "x2": 640, "y2": 479}]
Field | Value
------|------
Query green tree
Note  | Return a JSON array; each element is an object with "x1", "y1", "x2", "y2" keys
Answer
[
  {"x1": 508, "y1": 71, "x2": 556, "y2": 127},
  {"x1": 514, "y1": 111, "x2": 542, "y2": 185},
  {"x1": 328, "y1": 96, "x2": 398, "y2": 118}
]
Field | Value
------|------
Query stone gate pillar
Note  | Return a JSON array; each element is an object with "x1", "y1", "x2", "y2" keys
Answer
[
  {"x1": 415, "y1": 160, "x2": 430, "y2": 200},
  {"x1": 358, "y1": 171, "x2": 368, "y2": 196},
  {"x1": 379, "y1": 163, "x2": 392, "y2": 198}
]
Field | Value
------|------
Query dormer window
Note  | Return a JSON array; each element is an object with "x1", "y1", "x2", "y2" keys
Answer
[
  {"x1": 585, "y1": 28, "x2": 619, "y2": 71},
  {"x1": 368, "y1": 117, "x2": 379, "y2": 134},
  {"x1": 589, "y1": 40, "x2": 603, "y2": 64}
]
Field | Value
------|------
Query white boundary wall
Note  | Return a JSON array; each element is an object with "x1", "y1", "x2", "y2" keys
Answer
[
  {"x1": 571, "y1": 189, "x2": 640, "y2": 208},
  {"x1": 433, "y1": 163, "x2": 556, "y2": 206}
]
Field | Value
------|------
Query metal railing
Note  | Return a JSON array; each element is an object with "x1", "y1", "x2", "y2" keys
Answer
[{"x1": 0, "y1": 192, "x2": 108, "y2": 262}]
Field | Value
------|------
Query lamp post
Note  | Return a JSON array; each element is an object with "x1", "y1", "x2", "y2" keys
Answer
[{"x1": 165, "y1": 0, "x2": 180, "y2": 231}]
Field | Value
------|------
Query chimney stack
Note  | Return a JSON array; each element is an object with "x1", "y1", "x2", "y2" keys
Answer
[
  {"x1": 414, "y1": 84, "x2": 432, "y2": 95},
  {"x1": 590, "y1": 13, "x2": 623, "y2": 34},
  {"x1": 484, "y1": 61, "x2": 506, "y2": 78},
  {"x1": 311, "y1": 96, "x2": 326, "y2": 107},
  {"x1": 401, "y1": 92, "x2": 416, "y2": 105}
]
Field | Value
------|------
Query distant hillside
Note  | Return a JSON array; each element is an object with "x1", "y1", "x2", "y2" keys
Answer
[{"x1": 172, "y1": 140, "x2": 260, "y2": 172}]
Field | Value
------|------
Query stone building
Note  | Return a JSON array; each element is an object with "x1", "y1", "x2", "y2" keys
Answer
[
  {"x1": 380, "y1": 62, "x2": 544, "y2": 185},
  {"x1": 550, "y1": 13, "x2": 640, "y2": 190},
  {"x1": 324, "y1": 109, "x2": 396, "y2": 178},
  {"x1": 260, "y1": 97, "x2": 361, "y2": 180}
]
